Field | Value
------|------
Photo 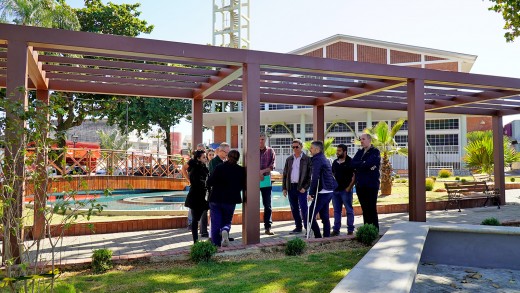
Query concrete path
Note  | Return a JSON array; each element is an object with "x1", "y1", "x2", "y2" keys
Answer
[{"x1": 30, "y1": 190, "x2": 520, "y2": 265}]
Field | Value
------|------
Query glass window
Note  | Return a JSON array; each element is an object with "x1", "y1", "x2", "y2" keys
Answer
[
  {"x1": 268, "y1": 104, "x2": 294, "y2": 110},
  {"x1": 357, "y1": 122, "x2": 367, "y2": 132},
  {"x1": 391, "y1": 120, "x2": 408, "y2": 130},
  {"x1": 426, "y1": 134, "x2": 459, "y2": 146},
  {"x1": 268, "y1": 124, "x2": 294, "y2": 134},
  {"x1": 425, "y1": 119, "x2": 459, "y2": 130},
  {"x1": 395, "y1": 135, "x2": 408, "y2": 145},
  {"x1": 270, "y1": 137, "x2": 293, "y2": 146},
  {"x1": 305, "y1": 124, "x2": 314, "y2": 133}
]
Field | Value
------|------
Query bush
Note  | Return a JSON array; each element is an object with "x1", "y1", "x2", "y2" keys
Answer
[
  {"x1": 455, "y1": 176, "x2": 460, "y2": 181},
  {"x1": 285, "y1": 237, "x2": 307, "y2": 256},
  {"x1": 430, "y1": 176, "x2": 437, "y2": 182},
  {"x1": 437, "y1": 169, "x2": 452, "y2": 178},
  {"x1": 425, "y1": 178, "x2": 435, "y2": 191},
  {"x1": 190, "y1": 240, "x2": 217, "y2": 263},
  {"x1": 511, "y1": 177, "x2": 516, "y2": 182},
  {"x1": 355, "y1": 224, "x2": 379, "y2": 246},
  {"x1": 481, "y1": 217, "x2": 501, "y2": 226},
  {"x1": 92, "y1": 248, "x2": 113, "y2": 274},
  {"x1": 461, "y1": 178, "x2": 467, "y2": 183},
  {"x1": 395, "y1": 174, "x2": 400, "y2": 179}
]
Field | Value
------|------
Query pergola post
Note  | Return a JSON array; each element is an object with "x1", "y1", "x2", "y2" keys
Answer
[
  {"x1": 33, "y1": 90, "x2": 50, "y2": 240},
  {"x1": 242, "y1": 62, "x2": 261, "y2": 244},
  {"x1": 4, "y1": 40, "x2": 29, "y2": 262},
  {"x1": 191, "y1": 98, "x2": 203, "y2": 148},
  {"x1": 313, "y1": 105, "x2": 325, "y2": 141},
  {"x1": 492, "y1": 115, "x2": 506, "y2": 204},
  {"x1": 407, "y1": 78, "x2": 426, "y2": 222}
]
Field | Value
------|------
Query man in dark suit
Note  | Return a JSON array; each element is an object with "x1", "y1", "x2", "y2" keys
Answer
[{"x1": 282, "y1": 139, "x2": 312, "y2": 233}]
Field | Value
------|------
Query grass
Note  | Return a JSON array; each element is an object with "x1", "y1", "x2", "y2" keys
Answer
[{"x1": 53, "y1": 248, "x2": 369, "y2": 293}]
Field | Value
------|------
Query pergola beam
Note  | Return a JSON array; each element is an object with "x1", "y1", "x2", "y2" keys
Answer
[
  {"x1": 27, "y1": 47, "x2": 48, "y2": 89},
  {"x1": 193, "y1": 66, "x2": 243, "y2": 99},
  {"x1": 316, "y1": 81, "x2": 407, "y2": 106},
  {"x1": 426, "y1": 90, "x2": 520, "y2": 111}
]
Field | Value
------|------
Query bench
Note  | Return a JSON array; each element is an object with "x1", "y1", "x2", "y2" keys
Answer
[
  {"x1": 395, "y1": 169, "x2": 408, "y2": 178},
  {"x1": 444, "y1": 181, "x2": 500, "y2": 212},
  {"x1": 472, "y1": 173, "x2": 491, "y2": 182}
]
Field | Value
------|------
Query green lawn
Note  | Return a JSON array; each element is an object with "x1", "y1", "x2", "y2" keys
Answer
[{"x1": 53, "y1": 248, "x2": 370, "y2": 293}]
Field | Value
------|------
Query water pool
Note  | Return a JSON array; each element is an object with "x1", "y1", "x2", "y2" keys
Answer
[{"x1": 51, "y1": 190, "x2": 292, "y2": 211}]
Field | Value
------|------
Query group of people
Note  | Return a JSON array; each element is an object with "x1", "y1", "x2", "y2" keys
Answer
[
  {"x1": 283, "y1": 134, "x2": 381, "y2": 238},
  {"x1": 182, "y1": 132, "x2": 382, "y2": 247}
]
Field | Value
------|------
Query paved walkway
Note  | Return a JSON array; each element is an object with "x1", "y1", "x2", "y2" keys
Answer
[{"x1": 32, "y1": 190, "x2": 520, "y2": 265}]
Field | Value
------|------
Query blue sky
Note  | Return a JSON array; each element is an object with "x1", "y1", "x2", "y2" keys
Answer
[{"x1": 67, "y1": 0, "x2": 520, "y2": 136}]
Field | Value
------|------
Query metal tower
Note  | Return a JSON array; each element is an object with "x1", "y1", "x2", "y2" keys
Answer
[{"x1": 212, "y1": 0, "x2": 250, "y2": 49}]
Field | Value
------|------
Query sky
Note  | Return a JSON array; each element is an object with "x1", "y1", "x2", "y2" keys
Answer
[{"x1": 67, "y1": 0, "x2": 520, "y2": 137}]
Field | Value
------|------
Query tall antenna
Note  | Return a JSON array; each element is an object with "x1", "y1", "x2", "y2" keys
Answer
[{"x1": 212, "y1": 0, "x2": 250, "y2": 49}]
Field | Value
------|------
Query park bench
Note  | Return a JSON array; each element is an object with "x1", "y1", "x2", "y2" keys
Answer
[
  {"x1": 395, "y1": 169, "x2": 408, "y2": 178},
  {"x1": 444, "y1": 181, "x2": 500, "y2": 212}
]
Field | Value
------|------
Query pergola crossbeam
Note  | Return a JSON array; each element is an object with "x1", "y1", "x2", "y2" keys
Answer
[
  {"x1": 426, "y1": 90, "x2": 520, "y2": 111},
  {"x1": 317, "y1": 80, "x2": 406, "y2": 106},
  {"x1": 27, "y1": 47, "x2": 48, "y2": 89},
  {"x1": 193, "y1": 66, "x2": 243, "y2": 99}
]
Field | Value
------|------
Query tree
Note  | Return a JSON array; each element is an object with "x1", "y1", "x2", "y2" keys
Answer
[
  {"x1": 464, "y1": 130, "x2": 520, "y2": 174},
  {"x1": 106, "y1": 97, "x2": 191, "y2": 155},
  {"x1": 0, "y1": 0, "x2": 80, "y2": 30},
  {"x1": 97, "y1": 129, "x2": 127, "y2": 150},
  {"x1": 364, "y1": 119, "x2": 408, "y2": 196},
  {"x1": 489, "y1": 0, "x2": 520, "y2": 42},
  {"x1": 50, "y1": 0, "x2": 154, "y2": 147}
]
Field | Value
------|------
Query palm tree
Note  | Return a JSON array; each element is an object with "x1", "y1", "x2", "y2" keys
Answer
[
  {"x1": 364, "y1": 119, "x2": 408, "y2": 195},
  {"x1": 0, "y1": 0, "x2": 79, "y2": 30},
  {"x1": 464, "y1": 130, "x2": 520, "y2": 175},
  {"x1": 303, "y1": 137, "x2": 337, "y2": 158}
]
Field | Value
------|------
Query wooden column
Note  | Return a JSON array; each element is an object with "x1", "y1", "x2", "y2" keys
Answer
[
  {"x1": 5, "y1": 40, "x2": 29, "y2": 262},
  {"x1": 191, "y1": 98, "x2": 203, "y2": 148},
  {"x1": 242, "y1": 63, "x2": 261, "y2": 244},
  {"x1": 407, "y1": 79, "x2": 426, "y2": 222},
  {"x1": 313, "y1": 105, "x2": 325, "y2": 141},
  {"x1": 32, "y1": 90, "x2": 49, "y2": 240},
  {"x1": 492, "y1": 115, "x2": 506, "y2": 204}
]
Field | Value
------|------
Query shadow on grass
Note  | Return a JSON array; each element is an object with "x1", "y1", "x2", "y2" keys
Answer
[{"x1": 54, "y1": 248, "x2": 369, "y2": 293}]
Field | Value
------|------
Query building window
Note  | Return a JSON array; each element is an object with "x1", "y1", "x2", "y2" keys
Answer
[
  {"x1": 426, "y1": 134, "x2": 459, "y2": 146},
  {"x1": 297, "y1": 105, "x2": 311, "y2": 109},
  {"x1": 326, "y1": 122, "x2": 355, "y2": 133},
  {"x1": 395, "y1": 135, "x2": 408, "y2": 145},
  {"x1": 270, "y1": 137, "x2": 293, "y2": 146},
  {"x1": 357, "y1": 122, "x2": 367, "y2": 132},
  {"x1": 268, "y1": 124, "x2": 294, "y2": 134},
  {"x1": 329, "y1": 136, "x2": 354, "y2": 145},
  {"x1": 260, "y1": 125, "x2": 266, "y2": 133},
  {"x1": 371, "y1": 121, "x2": 380, "y2": 127},
  {"x1": 268, "y1": 104, "x2": 294, "y2": 110},
  {"x1": 305, "y1": 123, "x2": 314, "y2": 133},
  {"x1": 425, "y1": 119, "x2": 459, "y2": 130}
]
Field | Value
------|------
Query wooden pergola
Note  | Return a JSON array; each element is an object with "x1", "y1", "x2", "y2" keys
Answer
[{"x1": 2, "y1": 23, "x2": 520, "y2": 250}]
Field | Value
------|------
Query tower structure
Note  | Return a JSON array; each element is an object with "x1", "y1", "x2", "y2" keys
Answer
[{"x1": 212, "y1": 0, "x2": 250, "y2": 49}]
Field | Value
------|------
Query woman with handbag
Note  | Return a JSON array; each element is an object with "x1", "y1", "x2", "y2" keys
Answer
[{"x1": 184, "y1": 150, "x2": 209, "y2": 243}]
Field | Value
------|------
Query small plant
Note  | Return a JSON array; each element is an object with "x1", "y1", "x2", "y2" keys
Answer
[
  {"x1": 511, "y1": 177, "x2": 516, "y2": 182},
  {"x1": 438, "y1": 169, "x2": 452, "y2": 178},
  {"x1": 461, "y1": 178, "x2": 467, "y2": 183},
  {"x1": 430, "y1": 176, "x2": 437, "y2": 182},
  {"x1": 455, "y1": 176, "x2": 460, "y2": 181},
  {"x1": 92, "y1": 248, "x2": 113, "y2": 274},
  {"x1": 425, "y1": 178, "x2": 435, "y2": 191},
  {"x1": 190, "y1": 240, "x2": 217, "y2": 263},
  {"x1": 285, "y1": 237, "x2": 307, "y2": 256},
  {"x1": 481, "y1": 217, "x2": 501, "y2": 226},
  {"x1": 355, "y1": 224, "x2": 379, "y2": 246},
  {"x1": 395, "y1": 174, "x2": 400, "y2": 179}
]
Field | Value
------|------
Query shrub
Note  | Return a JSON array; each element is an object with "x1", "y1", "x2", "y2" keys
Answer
[
  {"x1": 355, "y1": 224, "x2": 379, "y2": 246},
  {"x1": 511, "y1": 177, "x2": 516, "y2": 182},
  {"x1": 430, "y1": 176, "x2": 437, "y2": 182},
  {"x1": 425, "y1": 178, "x2": 435, "y2": 191},
  {"x1": 481, "y1": 217, "x2": 501, "y2": 226},
  {"x1": 92, "y1": 248, "x2": 113, "y2": 274},
  {"x1": 395, "y1": 174, "x2": 400, "y2": 179},
  {"x1": 190, "y1": 240, "x2": 217, "y2": 263},
  {"x1": 455, "y1": 176, "x2": 460, "y2": 181},
  {"x1": 437, "y1": 169, "x2": 452, "y2": 178},
  {"x1": 461, "y1": 178, "x2": 467, "y2": 183},
  {"x1": 285, "y1": 237, "x2": 307, "y2": 256}
]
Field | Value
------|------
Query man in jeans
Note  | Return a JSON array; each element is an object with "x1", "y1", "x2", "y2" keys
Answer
[
  {"x1": 331, "y1": 144, "x2": 356, "y2": 236},
  {"x1": 282, "y1": 139, "x2": 312, "y2": 234},
  {"x1": 260, "y1": 132, "x2": 276, "y2": 235}
]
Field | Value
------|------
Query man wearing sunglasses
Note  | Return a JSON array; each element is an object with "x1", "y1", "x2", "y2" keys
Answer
[{"x1": 282, "y1": 139, "x2": 312, "y2": 234}]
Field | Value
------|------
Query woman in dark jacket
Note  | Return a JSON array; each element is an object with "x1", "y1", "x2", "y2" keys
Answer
[
  {"x1": 184, "y1": 150, "x2": 209, "y2": 243},
  {"x1": 207, "y1": 150, "x2": 245, "y2": 247}
]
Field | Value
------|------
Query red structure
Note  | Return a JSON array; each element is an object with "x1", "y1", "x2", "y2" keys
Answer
[
  {"x1": 0, "y1": 23, "x2": 518, "y2": 253},
  {"x1": 169, "y1": 132, "x2": 183, "y2": 154}
]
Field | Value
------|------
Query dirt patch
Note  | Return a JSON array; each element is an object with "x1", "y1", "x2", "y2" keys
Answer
[
  {"x1": 60, "y1": 238, "x2": 370, "y2": 278},
  {"x1": 502, "y1": 221, "x2": 520, "y2": 227}
]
